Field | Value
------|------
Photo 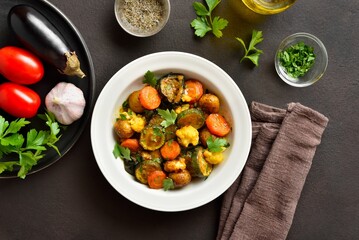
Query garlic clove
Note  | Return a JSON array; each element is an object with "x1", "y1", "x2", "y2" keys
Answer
[{"x1": 45, "y1": 82, "x2": 86, "y2": 125}]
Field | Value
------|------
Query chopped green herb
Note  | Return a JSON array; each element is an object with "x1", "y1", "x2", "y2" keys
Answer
[
  {"x1": 153, "y1": 127, "x2": 163, "y2": 137},
  {"x1": 113, "y1": 143, "x2": 131, "y2": 160},
  {"x1": 122, "y1": 100, "x2": 129, "y2": 108},
  {"x1": 119, "y1": 114, "x2": 127, "y2": 120},
  {"x1": 163, "y1": 178, "x2": 175, "y2": 191},
  {"x1": 157, "y1": 109, "x2": 177, "y2": 128},
  {"x1": 190, "y1": 0, "x2": 228, "y2": 38},
  {"x1": 278, "y1": 41, "x2": 316, "y2": 78},
  {"x1": 143, "y1": 70, "x2": 158, "y2": 87},
  {"x1": 206, "y1": 136, "x2": 229, "y2": 152},
  {"x1": 236, "y1": 30, "x2": 264, "y2": 67}
]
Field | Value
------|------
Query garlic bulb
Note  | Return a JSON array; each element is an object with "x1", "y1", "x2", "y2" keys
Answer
[{"x1": 45, "y1": 82, "x2": 86, "y2": 125}]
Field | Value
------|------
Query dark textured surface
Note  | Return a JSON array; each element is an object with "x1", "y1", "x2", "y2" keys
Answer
[{"x1": 0, "y1": 0, "x2": 358, "y2": 239}]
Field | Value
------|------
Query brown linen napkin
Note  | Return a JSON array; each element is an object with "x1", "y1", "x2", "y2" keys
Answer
[{"x1": 217, "y1": 101, "x2": 329, "y2": 240}]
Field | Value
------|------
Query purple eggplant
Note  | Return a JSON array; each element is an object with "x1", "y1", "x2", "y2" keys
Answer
[{"x1": 8, "y1": 4, "x2": 86, "y2": 78}]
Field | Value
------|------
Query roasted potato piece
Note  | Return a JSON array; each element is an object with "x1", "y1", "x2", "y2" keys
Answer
[
  {"x1": 128, "y1": 90, "x2": 145, "y2": 113},
  {"x1": 169, "y1": 170, "x2": 192, "y2": 187},
  {"x1": 199, "y1": 93, "x2": 220, "y2": 113},
  {"x1": 114, "y1": 119, "x2": 134, "y2": 139}
]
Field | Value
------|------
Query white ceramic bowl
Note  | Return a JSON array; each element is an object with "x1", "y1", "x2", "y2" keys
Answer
[{"x1": 91, "y1": 52, "x2": 252, "y2": 212}]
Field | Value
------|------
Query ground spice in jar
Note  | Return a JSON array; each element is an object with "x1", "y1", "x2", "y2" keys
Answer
[{"x1": 121, "y1": 0, "x2": 164, "y2": 32}]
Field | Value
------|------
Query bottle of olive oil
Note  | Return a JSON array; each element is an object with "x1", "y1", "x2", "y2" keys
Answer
[{"x1": 241, "y1": 0, "x2": 296, "y2": 14}]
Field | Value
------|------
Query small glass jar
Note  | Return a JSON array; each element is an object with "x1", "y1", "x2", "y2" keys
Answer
[{"x1": 241, "y1": 0, "x2": 296, "y2": 15}]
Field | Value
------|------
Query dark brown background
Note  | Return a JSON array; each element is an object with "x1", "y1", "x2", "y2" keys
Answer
[{"x1": 1, "y1": 0, "x2": 358, "y2": 239}]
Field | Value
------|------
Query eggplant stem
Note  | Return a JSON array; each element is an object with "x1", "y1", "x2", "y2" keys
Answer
[{"x1": 61, "y1": 52, "x2": 86, "y2": 78}]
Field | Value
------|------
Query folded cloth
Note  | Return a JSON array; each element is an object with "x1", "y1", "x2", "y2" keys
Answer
[{"x1": 216, "y1": 102, "x2": 329, "y2": 240}]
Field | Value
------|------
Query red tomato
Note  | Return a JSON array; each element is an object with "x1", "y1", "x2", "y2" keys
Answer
[
  {"x1": 0, "y1": 46, "x2": 44, "y2": 85},
  {"x1": 0, "y1": 82, "x2": 41, "y2": 118}
]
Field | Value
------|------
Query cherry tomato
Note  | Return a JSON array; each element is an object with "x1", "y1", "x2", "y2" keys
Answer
[
  {"x1": 0, "y1": 46, "x2": 44, "y2": 85},
  {"x1": 0, "y1": 82, "x2": 41, "y2": 118}
]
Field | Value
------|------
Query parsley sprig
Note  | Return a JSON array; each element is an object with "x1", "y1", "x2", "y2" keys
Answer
[
  {"x1": 143, "y1": 70, "x2": 158, "y2": 87},
  {"x1": 206, "y1": 136, "x2": 229, "y2": 152},
  {"x1": 113, "y1": 143, "x2": 131, "y2": 160},
  {"x1": 236, "y1": 30, "x2": 264, "y2": 67},
  {"x1": 0, "y1": 113, "x2": 62, "y2": 179},
  {"x1": 163, "y1": 178, "x2": 175, "y2": 191},
  {"x1": 157, "y1": 109, "x2": 177, "y2": 128},
  {"x1": 191, "y1": 0, "x2": 228, "y2": 38}
]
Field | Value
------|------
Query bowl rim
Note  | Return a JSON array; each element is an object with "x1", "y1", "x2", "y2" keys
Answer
[
  {"x1": 275, "y1": 32, "x2": 328, "y2": 87},
  {"x1": 114, "y1": 0, "x2": 171, "y2": 37},
  {"x1": 90, "y1": 51, "x2": 252, "y2": 212}
]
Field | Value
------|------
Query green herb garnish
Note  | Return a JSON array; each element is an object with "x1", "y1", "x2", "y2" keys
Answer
[
  {"x1": 190, "y1": 0, "x2": 228, "y2": 38},
  {"x1": 278, "y1": 41, "x2": 316, "y2": 78},
  {"x1": 113, "y1": 143, "x2": 131, "y2": 160},
  {"x1": 163, "y1": 178, "x2": 175, "y2": 191},
  {"x1": 236, "y1": 30, "x2": 264, "y2": 67},
  {"x1": 143, "y1": 70, "x2": 158, "y2": 87},
  {"x1": 157, "y1": 109, "x2": 177, "y2": 128},
  {"x1": 206, "y1": 136, "x2": 229, "y2": 152},
  {"x1": 0, "y1": 113, "x2": 62, "y2": 179}
]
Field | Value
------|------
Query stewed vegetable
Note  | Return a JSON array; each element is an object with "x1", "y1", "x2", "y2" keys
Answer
[{"x1": 112, "y1": 71, "x2": 231, "y2": 190}]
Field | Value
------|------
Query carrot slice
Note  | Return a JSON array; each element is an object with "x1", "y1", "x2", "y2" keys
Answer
[
  {"x1": 160, "y1": 140, "x2": 181, "y2": 160},
  {"x1": 120, "y1": 138, "x2": 140, "y2": 152},
  {"x1": 147, "y1": 170, "x2": 167, "y2": 189},
  {"x1": 182, "y1": 80, "x2": 204, "y2": 103},
  {"x1": 205, "y1": 113, "x2": 231, "y2": 137},
  {"x1": 121, "y1": 138, "x2": 140, "y2": 152},
  {"x1": 139, "y1": 86, "x2": 161, "y2": 110}
]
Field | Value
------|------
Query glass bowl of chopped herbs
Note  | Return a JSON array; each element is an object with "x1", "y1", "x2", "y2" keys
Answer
[
  {"x1": 114, "y1": 0, "x2": 170, "y2": 37},
  {"x1": 275, "y1": 32, "x2": 328, "y2": 87}
]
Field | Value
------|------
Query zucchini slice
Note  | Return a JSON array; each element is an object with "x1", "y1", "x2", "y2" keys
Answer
[
  {"x1": 148, "y1": 114, "x2": 177, "y2": 140},
  {"x1": 187, "y1": 147, "x2": 213, "y2": 177},
  {"x1": 159, "y1": 74, "x2": 184, "y2": 103},
  {"x1": 139, "y1": 126, "x2": 165, "y2": 151},
  {"x1": 148, "y1": 114, "x2": 163, "y2": 127},
  {"x1": 135, "y1": 160, "x2": 162, "y2": 184},
  {"x1": 176, "y1": 108, "x2": 205, "y2": 129}
]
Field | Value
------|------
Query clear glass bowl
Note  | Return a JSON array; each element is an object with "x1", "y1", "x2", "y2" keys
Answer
[
  {"x1": 114, "y1": 0, "x2": 170, "y2": 37},
  {"x1": 275, "y1": 32, "x2": 328, "y2": 87}
]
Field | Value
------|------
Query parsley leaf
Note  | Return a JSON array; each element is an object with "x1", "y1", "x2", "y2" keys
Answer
[
  {"x1": 157, "y1": 109, "x2": 177, "y2": 128},
  {"x1": 0, "y1": 113, "x2": 62, "y2": 179},
  {"x1": 163, "y1": 178, "x2": 175, "y2": 191},
  {"x1": 0, "y1": 161, "x2": 18, "y2": 174},
  {"x1": 143, "y1": 70, "x2": 158, "y2": 87},
  {"x1": 113, "y1": 143, "x2": 131, "y2": 160},
  {"x1": 191, "y1": 0, "x2": 228, "y2": 38},
  {"x1": 191, "y1": 17, "x2": 212, "y2": 37},
  {"x1": 236, "y1": 30, "x2": 264, "y2": 67},
  {"x1": 207, "y1": 136, "x2": 229, "y2": 152}
]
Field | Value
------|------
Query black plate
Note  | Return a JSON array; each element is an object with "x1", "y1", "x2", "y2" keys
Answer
[{"x1": 0, "y1": 0, "x2": 95, "y2": 178}]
